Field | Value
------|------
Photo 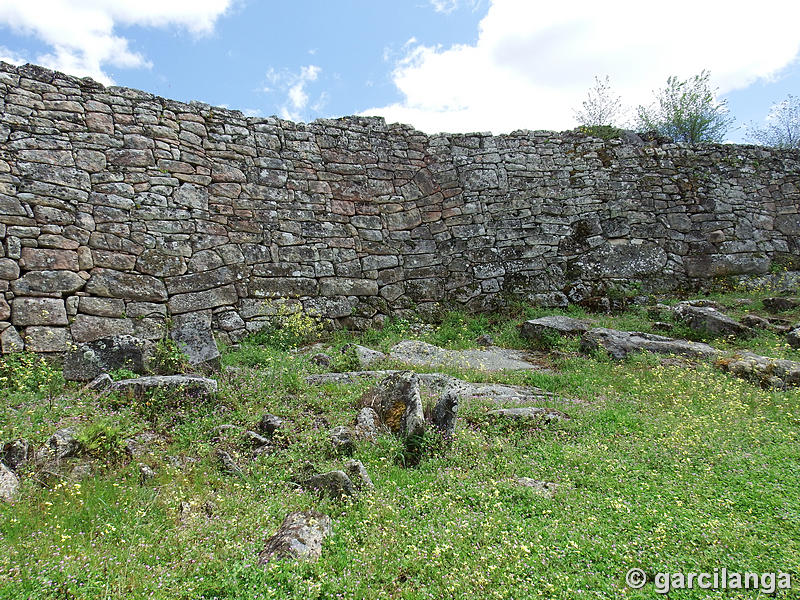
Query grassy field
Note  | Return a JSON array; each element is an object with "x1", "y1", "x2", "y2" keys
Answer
[{"x1": 1, "y1": 293, "x2": 799, "y2": 599}]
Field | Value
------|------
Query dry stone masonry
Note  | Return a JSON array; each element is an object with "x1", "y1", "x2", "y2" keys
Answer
[{"x1": 0, "y1": 62, "x2": 799, "y2": 353}]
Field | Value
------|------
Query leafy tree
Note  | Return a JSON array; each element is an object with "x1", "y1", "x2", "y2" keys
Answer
[
  {"x1": 635, "y1": 70, "x2": 733, "y2": 143},
  {"x1": 745, "y1": 95, "x2": 800, "y2": 149},
  {"x1": 574, "y1": 75, "x2": 623, "y2": 127}
]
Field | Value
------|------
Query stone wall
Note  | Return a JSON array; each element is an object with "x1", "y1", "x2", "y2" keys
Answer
[{"x1": 0, "y1": 62, "x2": 798, "y2": 353}]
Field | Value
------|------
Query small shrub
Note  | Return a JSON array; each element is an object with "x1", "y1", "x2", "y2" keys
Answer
[
  {"x1": 0, "y1": 352, "x2": 63, "y2": 396},
  {"x1": 576, "y1": 124, "x2": 624, "y2": 140},
  {"x1": 77, "y1": 419, "x2": 127, "y2": 465},
  {"x1": 151, "y1": 337, "x2": 191, "y2": 375},
  {"x1": 250, "y1": 302, "x2": 323, "y2": 350},
  {"x1": 109, "y1": 368, "x2": 138, "y2": 381}
]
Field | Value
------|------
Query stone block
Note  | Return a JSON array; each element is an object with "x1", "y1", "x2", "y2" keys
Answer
[
  {"x1": 12, "y1": 297, "x2": 68, "y2": 326},
  {"x1": 19, "y1": 248, "x2": 79, "y2": 271},
  {"x1": 85, "y1": 269, "x2": 168, "y2": 302},
  {"x1": 167, "y1": 283, "x2": 238, "y2": 315},
  {"x1": 23, "y1": 326, "x2": 69, "y2": 352},
  {"x1": 70, "y1": 314, "x2": 134, "y2": 343}
]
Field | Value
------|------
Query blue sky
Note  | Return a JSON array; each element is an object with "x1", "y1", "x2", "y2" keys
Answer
[{"x1": 1, "y1": 1, "x2": 799, "y2": 143}]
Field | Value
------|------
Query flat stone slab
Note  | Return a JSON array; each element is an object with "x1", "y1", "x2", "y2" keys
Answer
[
  {"x1": 389, "y1": 340, "x2": 543, "y2": 372},
  {"x1": 519, "y1": 316, "x2": 591, "y2": 341},
  {"x1": 580, "y1": 328, "x2": 719, "y2": 360}
]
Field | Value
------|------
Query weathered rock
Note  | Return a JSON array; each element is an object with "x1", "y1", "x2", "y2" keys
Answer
[
  {"x1": 488, "y1": 407, "x2": 570, "y2": 423},
  {"x1": 11, "y1": 297, "x2": 68, "y2": 327},
  {"x1": 345, "y1": 460, "x2": 374, "y2": 491},
  {"x1": 138, "y1": 463, "x2": 155, "y2": 484},
  {"x1": 310, "y1": 353, "x2": 332, "y2": 368},
  {"x1": 389, "y1": 340, "x2": 541, "y2": 372},
  {"x1": 34, "y1": 427, "x2": 80, "y2": 464},
  {"x1": 787, "y1": 328, "x2": 800, "y2": 349},
  {"x1": 353, "y1": 407, "x2": 382, "y2": 441},
  {"x1": 1, "y1": 439, "x2": 29, "y2": 471},
  {"x1": 70, "y1": 314, "x2": 134, "y2": 343},
  {"x1": 111, "y1": 375, "x2": 218, "y2": 401},
  {"x1": 258, "y1": 511, "x2": 332, "y2": 563},
  {"x1": 475, "y1": 334, "x2": 494, "y2": 347},
  {"x1": 0, "y1": 464, "x2": 20, "y2": 502},
  {"x1": 169, "y1": 311, "x2": 220, "y2": 371},
  {"x1": 580, "y1": 328, "x2": 719, "y2": 360},
  {"x1": 69, "y1": 461, "x2": 95, "y2": 481},
  {"x1": 514, "y1": 478, "x2": 563, "y2": 498},
  {"x1": 216, "y1": 449, "x2": 242, "y2": 475},
  {"x1": 672, "y1": 303, "x2": 753, "y2": 337},
  {"x1": 245, "y1": 430, "x2": 270, "y2": 447},
  {"x1": 63, "y1": 335, "x2": 149, "y2": 381},
  {"x1": 360, "y1": 371, "x2": 425, "y2": 439},
  {"x1": 84, "y1": 373, "x2": 113, "y2": 391},
  {"x1": 716, "y1": 353, "x2": 800, "y2": 389},
  {"x1": 329, "y1": 426, "x2": 355, "y2": 455},
  {"x1": 741, "y1": 314, "x2": 772, "y2": 330},
  {"x1": 304, "y1": 470, "x2": 355, "y2": 500},
  {"x1": 0, "y1": 325, "x2": 24, "y2": 353},
  {"x1": 344, "y1": 344, "x2": 387, "y2": 369},
  {"x1": 519, "y1": 316, "x2": 591, "y2": 343},
  {"x1": 762, "y1": 297, "x2": 800, "y2": 312},
  {"x1": 432, "y1": 389, "x2": 459, "y2": 439},
  {"x1": 85, "y1": 269, "x2": 168, "y2": 302},
  {"x1": 258, "y1": 414, "x2": 284, "y2": 436}
]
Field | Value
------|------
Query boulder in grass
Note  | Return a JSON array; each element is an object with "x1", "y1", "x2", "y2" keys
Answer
[
  {"x1": 762, "y1": 297, "x2": 800, "y2": 312},
  {"x1": 360, "y1": 371, "x2": 425, "y2": 440},
  {"x1": 580, "y1": 328, "x2": 719, "y2": 361},
  {"x1": 519, "y1": 316, "x2": 591, "y2": 343},
  {"x1": 672, "y1": 303, "x2": 753, "y2": 338},
  {"x1": 304, "y1": 470, "x2": 355, "y2": 500},
  {"x1": 258, "y1": 511, "x2": 332, "y2": 564},
  {"x1": 787, "y1": 328, "x2": 800, "y2": 350},
  {"x1": 1, "y1": 439, "x2": 29, "y2": 471},
  {"x1": 0, "y1": 464, "x2": 19, "y2": 503},
  {"x1": 345, "y1": 460, "x2": 374, "y2": 492},
  {"x1": 432, "y1": 389, "x2": 459, "y2": 439}
]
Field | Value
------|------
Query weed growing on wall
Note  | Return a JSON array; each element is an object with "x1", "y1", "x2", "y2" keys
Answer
[
  {"x1": 151, "y1": 337, "x2": 191, "y2": 375},
  {"x1": 250, "y1": 301, "x2": 323, "y2": 350}
]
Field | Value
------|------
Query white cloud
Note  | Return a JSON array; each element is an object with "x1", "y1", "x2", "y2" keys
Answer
[
  {"x1": 0, "y1": 0, "x2": 233, "y2": 85},
  {"x1": 0, "y1": 45, "x2": 26, "y2": 65},
  {"x1": 365, "y1": 0, "x2": 800, "y2": 134},
  {"x1": 261, "y1": 64, "x2": 323, "y2": 121},
  {"x1": 428, "y1": 0, "x2": 483, "y2": 14}
]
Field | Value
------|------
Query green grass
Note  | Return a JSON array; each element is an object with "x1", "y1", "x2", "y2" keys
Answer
[{"x1": 1, "y1": 295, "x2": 799, "y2": 599}]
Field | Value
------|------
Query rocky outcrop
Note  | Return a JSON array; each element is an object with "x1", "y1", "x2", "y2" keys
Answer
[{"x1": 1, "y1": 61, "x2": 798, "y2": 353}]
